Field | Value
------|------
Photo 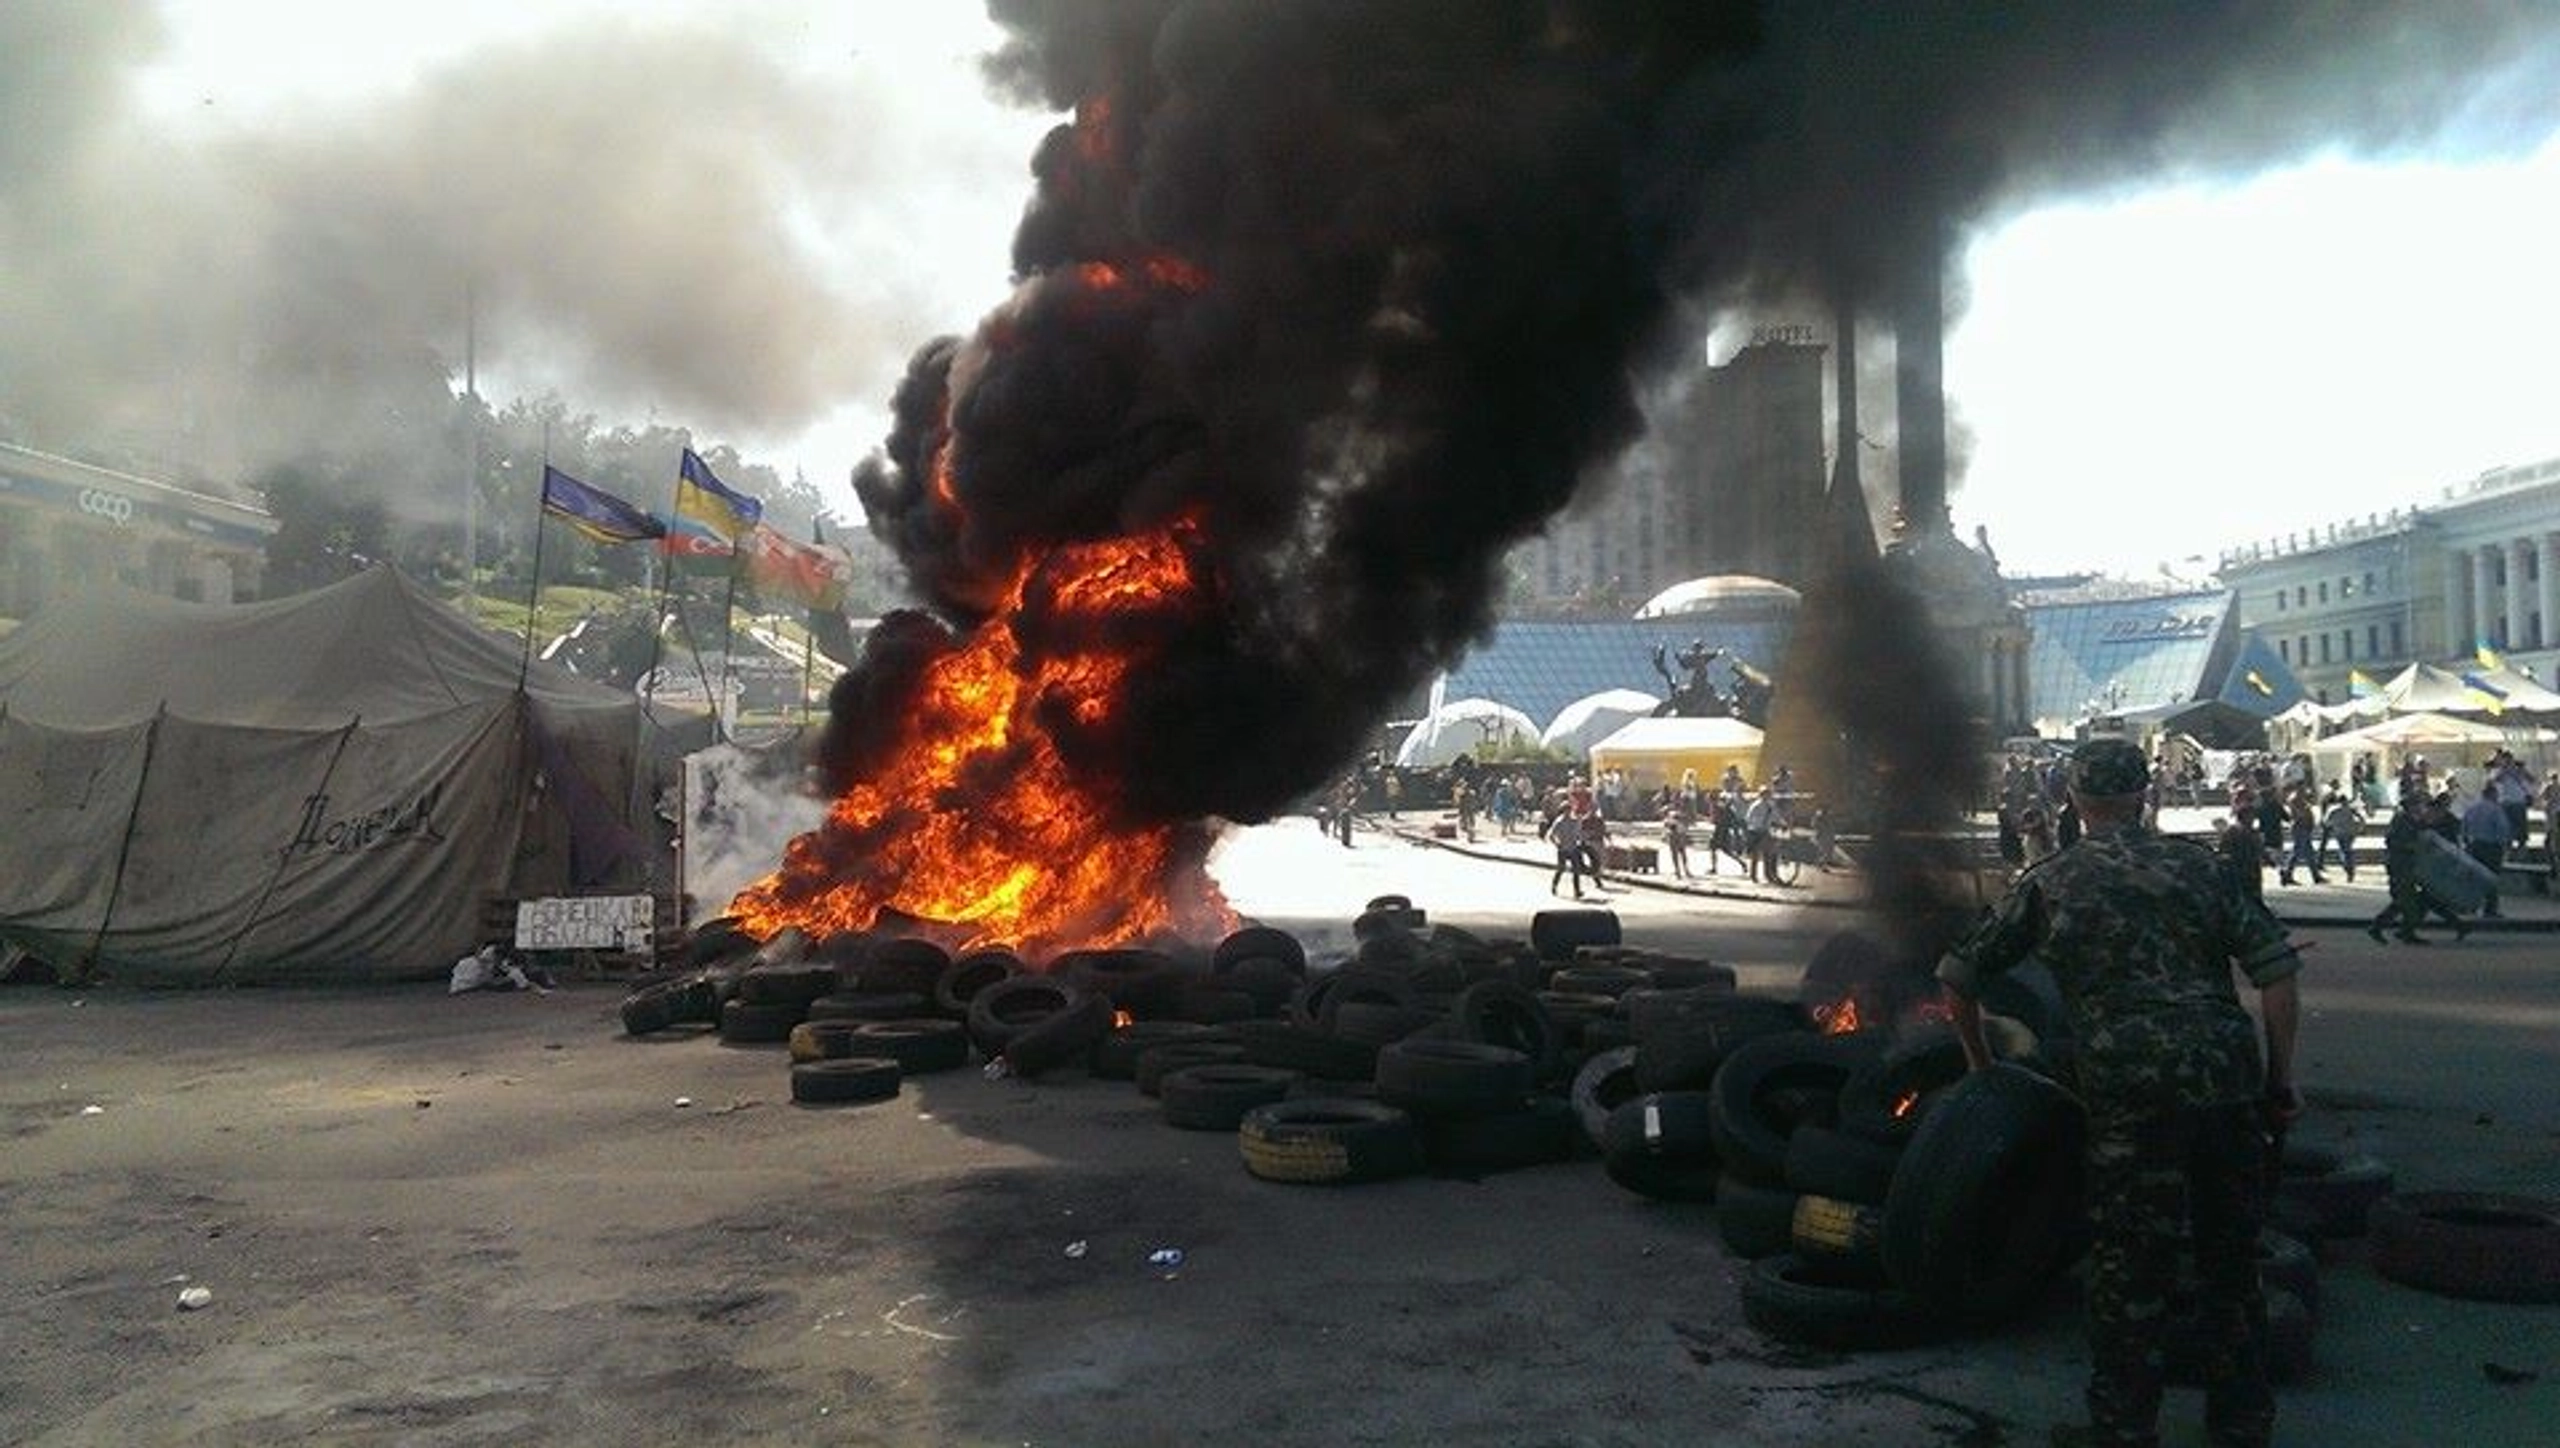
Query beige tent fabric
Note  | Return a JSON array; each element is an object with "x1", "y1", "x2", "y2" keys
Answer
[{"x1": 0, "y1": 568, "x2": 688, "y2": 983}]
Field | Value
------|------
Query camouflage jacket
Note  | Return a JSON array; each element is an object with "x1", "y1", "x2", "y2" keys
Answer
[{"x1": 1938, "y1": 824, "x2": 2301, "y2": 1114}]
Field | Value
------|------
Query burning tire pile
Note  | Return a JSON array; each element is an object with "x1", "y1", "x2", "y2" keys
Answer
[{"x1": 617, "y1": 905, "x2": 2560, "y2": 1364}]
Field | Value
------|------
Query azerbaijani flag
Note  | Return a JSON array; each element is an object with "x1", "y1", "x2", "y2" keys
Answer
[{"x1": 742, "y1": 522, "x2": 853, "y2": 611}]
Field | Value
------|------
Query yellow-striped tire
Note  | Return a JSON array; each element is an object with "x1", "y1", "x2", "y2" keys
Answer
[
  {"x1": 1791, "y1": 1193, "x2": 1883, "y2": 1259},
  {"x1": 1238, "y1": 1099, "x2": 1422, "y2": 1185}
]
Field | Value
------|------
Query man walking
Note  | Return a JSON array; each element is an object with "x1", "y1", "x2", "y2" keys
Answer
[
  {"x1": 1938, "y1": 739, "x2": 2303, "y2": 1448},
  {"x1": 2319, "y1": 786, "x2": 2362, "y2": 882},
  {"x1": 2459, "y1": 781, "x2": 2511, "y2": 918}
]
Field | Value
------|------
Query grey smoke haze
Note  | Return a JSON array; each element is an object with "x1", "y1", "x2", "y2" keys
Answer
[{"x1": 0, "y1": 3, "x2": 1023, "y2": 514}]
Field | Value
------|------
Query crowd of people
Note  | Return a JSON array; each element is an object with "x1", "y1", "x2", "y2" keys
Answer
[{"x1": 1387, "y1": 759, "x2": 1821, "y2": 895}]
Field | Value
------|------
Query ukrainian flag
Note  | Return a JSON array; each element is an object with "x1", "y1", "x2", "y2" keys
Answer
[
  {"x1": 540, "y1": 466, "x2": 665, "y2": 545},
  {"x1": 675, "y1": 449, "x2": 762, "y2": 542},
  {"x1": 2347, "y1": 669, "x2": 2380, "y2": 699}
]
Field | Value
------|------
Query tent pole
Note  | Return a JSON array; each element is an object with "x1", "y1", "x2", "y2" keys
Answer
[
  {"x1": 215, "y1": 717, "x2": 360, "y2": 986},
  {"x1": 81, "y1": 705, "x2": 167, "y2": 986},
  {"x1": 517, "y1": 502, "x2": 551, "y2": 691}
]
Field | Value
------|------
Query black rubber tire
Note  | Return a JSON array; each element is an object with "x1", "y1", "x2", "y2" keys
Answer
[
  {"x1": 1716, "y1": 1179, "x2": 1800, "y2": 1259},
  {"x1": 1622, "y1": 984, "x2": 1746, "y2": 1042},
  {"x1": 1160, "y1": 1064, "x2": 1300, "y2": 1130},
  {"x1": 1600, "y1": 1092, "x2": 1721, "y2": 1203},
  {"x1": 735, "y1": 963, "x2": 837, "y2": 1009},
  {"x1": 1219, "y1": 957, "x2": 1303, "y2": 1017},
  {"x1": 1171, "y1": 978, "x2": 1260, "y2": 1025},
  {"x1": 1878, "y1": 1061, "x2": 2085, "y2": 1322},
  {"x1": 1423, "y1": 1095, "x2": 1580, "y2": 1176},
  {"x1": 2369, "y1": 1191, "x2": 2560, "y2": 1303},
  {"x1": 1789, "y1": 1193, "x2": 1889, "y2": 1283},
  {"x1": 1238, "y1": 1098, "x2": 1425, "y2": 1184},
  {"x1": 718, "y1": 997, "x2": 801, "y2": 1045},
  {"x1": 677, "y1": 916, "x2": 756, "y2": 969},
  {"x1": 1447, "y1": 980, "x2": 1565, "y2": 1082},
  {"x1": 1363, "y1": 893, "x2": 1416, "y2": 913},
  {"x1": 1836, "y1": 1030, "x2": 1971, "y2": 1144},
  {"x1": 808, "y1": 991, "x2": 933, "y2": 1022},
  {"x1": 1530, "y1": 908, "x2": 1621, "y2": 961},
  {"x1": 620, "y1": 987, "x2": 678, "y2": 1037},
  {"x1": 1213, "y1": 924, "x2": 1308, "y2": 976},
  {"x1": 1057, "y1": 947, "x2": 1186, "y2": 1020},
  {"x1": 846, "y1": 1018, "x2": 972, "y2": 1075},
  {"x1": 1549, "y1": 964, "x2": 1653, "y2": 998},
  {"x1": 1739, "y1": 1253, "x2": 1946, "y2": 1352},
  {"x1": 964, "y1": 976, "x2": 1092, "y2": 1059},
  {"x1": 1633, "y1": 996, "x2": 1813, "y2": 1091},
  {"x1": 855, "y1": 937, "x2": 952, "y2": 996},
  {"x1": 1315, "y1": 967, "x2": 1422, "y2": 1024},
  {"x1": 1782, "y1": 1125, "x2": 1904, "y2": 1205},
  {"x1": 789, "y1": 1057, "x2": 902, "y2": 1105},
  {"x1": 1577, "y1": 1017, "x2": 1636, "y2": 1055},
  {"x1": 998, "y1": 990, "x2": 1113, "y2": 1078},
  {"x1": 1375, "y1": 1039, "x2": 1536, "y2": 1118},
  {"x1": 1536, "y1": 991, "x2": 1620, "y2": 1038},
  {"x1": 1571, "y1": 1045, "x2": 1644, "y2": 1150},
  {"x1": 2162, "y1": 1287, "x2": 2314, "y2": 1386},
  {"x1": 1328, "y1": 1000, "x2": 1444, "y2": 1047},
  {"x1": 2274, "y1": 1143, "x2": 2396, "y2": 1239},
  {"x1": 1707, "y1": 1031, "x2": 1885, "y2": 1188},
  {"x1": 1638, "y1": 958, "x2": 1739, "y2": 993},
  {"x1": 787, "y1": 1019, "x2": 867, "y2": 1063},
  {"x1": 1230, "y1": 1020, "x2": 1380, "y2": 1081},
  {"x1": 933, "y1": 950, "x2": 1022, "y2": 1018},
  {"x1": 1135, "y1": 1041, "x2": 1254, "y2": 1097},
  {"x1": 1351, "y1": 906, "x2": 1424, "y2": 941},
  {"x1": 1092, "y1": 1021, "x2": 1230, "y2": 1081}
]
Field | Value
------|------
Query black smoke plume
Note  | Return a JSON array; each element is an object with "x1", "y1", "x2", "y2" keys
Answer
[{"x1": 840, "y1": 0, "x2": 2558, "y2": 852}]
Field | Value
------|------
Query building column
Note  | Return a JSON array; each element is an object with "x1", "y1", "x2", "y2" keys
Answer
[
  {"x1": 2507, "y1": 539, "x2": 2534, "y2": 654},
  {"x1": 2472, "y1": 545, "x2": 2499, "y2": 652},
  {"x1": 2444, "y1": 557, "x2": 2471, "y2": 658},
  {"x1": 2540, "y1": 533, "x2": 2560, "y2": 651}
]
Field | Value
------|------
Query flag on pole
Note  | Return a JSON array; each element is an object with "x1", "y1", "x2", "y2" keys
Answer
[
  {"x1": 2462, "y1": 668, "x2": 2509, "y2": 715},
  {"x1": 539, "y1": 466, "x2": 665, "y2": 545},
  {"x1": 741, "y1": 522, "x2": 853, "y2": 611},
  {"x1": 2477, "y1": 642, "x2": 2505, "y2": 671},
  {"x1": 2347, "y1": 668, "x2": 2380, "y2": 699},
  {"x1": 656, "y1": 512, "x2": 733, "y2": 558},
  {"x1": 675, "y1": 449, "x2": 762, "y2": 541}
]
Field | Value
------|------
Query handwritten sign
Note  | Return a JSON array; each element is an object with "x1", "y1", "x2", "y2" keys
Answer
[{"x1": 515, "y1": 895, "x2": 654, "y2": 951}]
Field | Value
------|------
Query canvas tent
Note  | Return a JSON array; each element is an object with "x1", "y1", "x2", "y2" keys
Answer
[
  {"x1": 1587, "y1": 716, "x2": 1763, "y2": 794},
  {"x1": 1395, "y1": 697, "x2": 1538, "y2": 768},
  {"x1": 0, "y1": 567, "x2": 702, "y2": 984},
  {"x1": 2301, "y1": 710, "x2": 2548, "y2": 783},
  {"x1": 1540, "y1": 688, "x2": 1662, "y2": 757}
]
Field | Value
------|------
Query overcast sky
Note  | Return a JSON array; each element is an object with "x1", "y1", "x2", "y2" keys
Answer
[{"x1": 25, "y1": 1, "x2": 2560, "y2": 581}]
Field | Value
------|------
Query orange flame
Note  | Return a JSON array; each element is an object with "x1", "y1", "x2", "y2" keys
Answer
[
  {"x1": 730, "y1": 519, "x2": 1234, "y2": 960},
  {"x1": 1891, "y1": 1089, "x2": 1921, "y2": 1119},
  {"x1": 1813, "y1": 995, "x2": 1862, "y2": 1035}
]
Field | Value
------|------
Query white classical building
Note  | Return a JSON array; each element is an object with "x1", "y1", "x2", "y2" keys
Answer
[{"x1": 2219, "y1": 456, "x2": 2560, "y2": 702}]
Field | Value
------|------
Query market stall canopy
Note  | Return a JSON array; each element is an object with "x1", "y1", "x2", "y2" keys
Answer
[
  {"x1": 1394, "y1": 696, "x2": 1538, "y2": 768},
  {"x1": 1539, "y1": 688, "x2": 1662, "y2": 757},
  {"x1": 2302, "y1": 710, "x2": 2550, "y2": 781},
  {"x1": 1587, "y1": 715, "x2": 1764, "y2": 794},
  {"x1": 2464, "y1": 663, "x2": 2560, "y2": 714}
]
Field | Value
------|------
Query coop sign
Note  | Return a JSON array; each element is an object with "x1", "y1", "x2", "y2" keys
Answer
[{"x1": 515, "y1": 894, "x2": 653, "y2": 950}]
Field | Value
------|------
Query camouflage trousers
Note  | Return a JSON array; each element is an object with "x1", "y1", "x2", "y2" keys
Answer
[{"x1": 2082, "y1": 1101, "x2": 2274, "y2": 1448}]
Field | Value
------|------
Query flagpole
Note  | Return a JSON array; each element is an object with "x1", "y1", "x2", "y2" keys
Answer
[
  {"x1": 715, "y1": 540, "x2": 744, "y2": 739},
  {"x1": 518, "y1": 499, "x2": 549, "y2": 691}
]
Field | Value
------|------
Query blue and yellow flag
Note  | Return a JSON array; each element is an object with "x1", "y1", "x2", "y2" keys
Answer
[
  {"x1": 675, "y1": 449, "x2": 762, "y2": 542},
  {"x1": 2463, "y1": 669, "x2": 2509, "y2": 716},
  {"x1": 2347, "y1": 668, "x2": 2381, "y2": 699},
  {"x1": 540, "y1": 466, "x2": 665, "y2": 545},
  {"x1": 2477, "y1": 642, "x2": 2505, "y2": 672}
]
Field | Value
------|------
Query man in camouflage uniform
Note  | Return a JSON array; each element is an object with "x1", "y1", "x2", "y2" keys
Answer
[{"x1": 1938, "y1": 737, "x2": 2304, "y2": 1448}]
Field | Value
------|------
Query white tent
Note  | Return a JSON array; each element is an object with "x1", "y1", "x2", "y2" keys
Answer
[
  {"x1": 1395, "y1": 697, "x2": 1539, "y2": 768},
  {"x1": 2381, "y1": 662, "x2": 2498, "y2": 715},
  {"x1": 1539, "y1": 688, "x2": 1663, "y2": 757},
  {"x1": 2466, "y1": 664, "x2": 2560, "y2": 715},
  {"x1": 2302, "y1": 710, "x2": 2544, "y2": 781},
  {"x1": 1586, "y1": 715, "x2": 1764, "y2": 793}
]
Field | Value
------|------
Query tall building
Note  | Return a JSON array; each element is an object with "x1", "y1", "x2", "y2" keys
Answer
[
  {"x1": 1516, "y1": 330, "x2": 1829, "y2": 610},
  {"x1": 2218, "y1": 456, "x2": 2560, "y2": 701}
]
